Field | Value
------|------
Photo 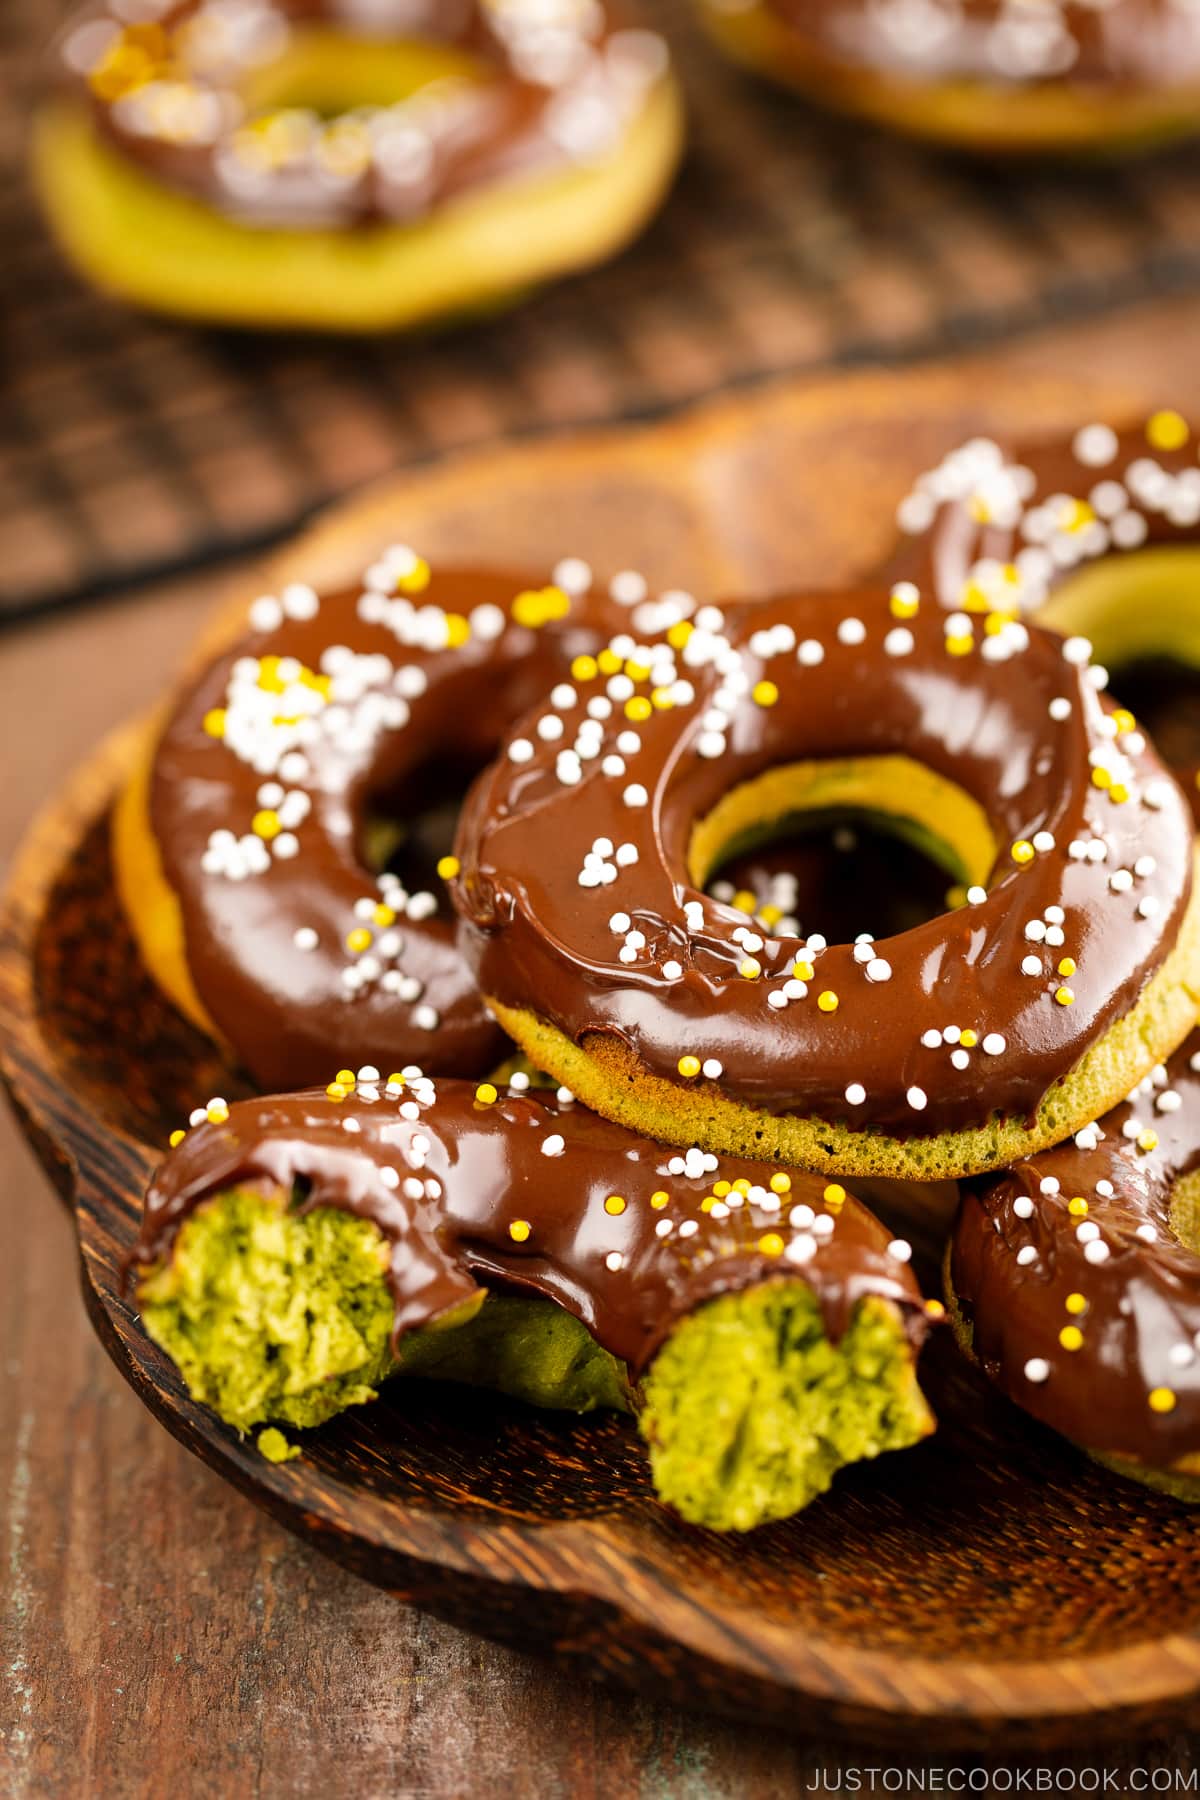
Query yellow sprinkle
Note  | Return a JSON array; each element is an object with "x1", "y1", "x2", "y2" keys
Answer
[
  {"x1": 732, "y1": 889, "x2": 758, "y2": 915},
  {"x1": 625, "y1": 659, "x2": 650, "y2": 683},
  {"x1": 770, "y1": 1173, "x2": 792, "y2": 1194},
  {"x1": 1091, "y1": 767, "x2": 1112, "y2": 791},
  {"x1": 667, "y1": 621, "x2": 693, "y2": 649},
  {"x1": 1012, "y1": 840, "x2": 1035, "y2": 865},
  {"x1": 740, "y1": 958, "x2": 762, "y2": 980},
  {"x1": 890, "y1": 589, "x2": 920, "y2": 619},
  {"x1": 678, "y1": 1055, "x2": 701, "y2": 1078},
  {"x1": 475, "y1": 1082, "x2": 498, "y2": 1105},
  {"x1": 713, "y1": 1180, "x2": 732, "y2": 1197},
  {"x1": 924, "y1": 1299, "x2": 946, "y2": 1320},
  {"x1": 959, "y1": 1029, "x2": 978, "y2": 1049},
  {"x1": 346, "y1": 927, "x2": 372, "y2": 954},
  {"x1": 1058, "y1": 497, "x2": 1095, "y2": 535},
  {"x1": 386, "y1": 1073, "x2": 405, "y2": 1088},
  {"x1": 335, "y1": 1069, "x2": 356, "y2": 1087},
  {"x1": 1149, "y1": 1386, "x2": 1178, "y2": 1414},
  {"x1": 1147, "y1": 409, "x2": 1188, "y2": 451},
  {"x1": 758, "y1": 1233, "x2": 785, "y2": 1257},
  {"x1": 651, "y1": 686, "x2": 676, "y2": 710},
  {"x1": 1137, "y1": 1129, "x2": 1159, "y2": 1153},
  {"x1": 793, "y1": 959, "x2": 814, "y2": 981},
  {"x1": 169, "y1": 1129, "x2": 185, "y2": 1147},
  {"x1": 752, "y1": 680, "x2": 779, "y2": 708},
  {"x1": 760, "y1": 904, "x2": 783, "y2": 928},
  {"x1": 960, "y1": 580, "x2": 991, "y2": 614},
  {"x1": 650, "y1": 1191, "x2": 669, "y2": 1209},
  {"x1": 509, "y1": 1219, "x2": 531, "y2": 1243},
  {"x1": 700, "y1": 1195, "x2": 717, "y2": 1214},
  {"x1": 571, "y1": 654, "x2": 598, "y2": 682},
  {"x1": 604, "y1": 1194, "x2": 627, "y2": 1215},
  {"x1": 818, "y1": 990, "x2": 839, "y2": 1013},
  {"x1": 624, "y1": 696, "x2": 652, "y2": 723},
  {"x1": 945, "y1": 633, "x2": 974, "y2": 657},
  {"x1": 968, "y1": 496, "x2": 991, "y2": 524},
  {"x1": 597, "y1": 648, "x2": 622, "y2": 675},
  {"x1": 1065, "y1": 1292, "x2": 1087, "y2": 1315},
  {"x1": 1055, "y1": 986, "x2": 1075, "y2": 1007},
  {"x1": 1059, "y1": 1325, "x2": 1084, "y2": 1352},
  {"x1": 326, "y1": 1082, "x2": 348, "y2": 1102},
  {"x1": 1068, "y1": 1196, "x2": 1088, "y2": 1217},
  {"x1": 1109, "y1": 784, "x2": 1130, "y2": 805},
  {"x1": 251, "y1": 809, "x2": 281, "y2": 840},
  {"x1": 1112, "y1": 709, "x2": 1136, "y2": 735},
  {"x1": 203, "y1": 708, "x2": 227, "y2": 739},
  {"x1": 512, "y1": 590, "x2": 545, "y2": 629},
  {"x1": 541, "y1": 585, "x2": 570, "y2": 621},
  {"x1": 733, "y1": 1179, "x2": 751, "y2": 1195},
  {"x1": 444, "y1": 613, "x2": 471, "y2": 648},
  {"x1": 823, "y1": 1183, "x2": 846, "y2": 1207},
  {"x1": 1057, "y1": 957, "x2": 1076, "y2": 978},
  {"x1": 946, "y1": 885, "x2": 968, "y2": 910},
  {"x1": 984, "y1": 609, "x2": 1017, "y2": 636},
  {"x1": 372, "y1": 903, "x2": 396, "y2": 926},
  {"x1": 436, "y1": 856, "x2": 460, "y2": 881},
  {"x1": 396, "y1": 557, "x2": 430, "y2": 594}
]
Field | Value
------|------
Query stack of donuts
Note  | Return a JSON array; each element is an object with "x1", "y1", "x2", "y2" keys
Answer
[{"x1": 125, "y1": 408, "x2": 1200, "y2": 1527}]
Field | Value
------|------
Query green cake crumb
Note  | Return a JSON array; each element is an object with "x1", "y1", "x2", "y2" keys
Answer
[
  {"x1": 138, "y1": 1188, "x2": 931, "y2": 1530},
  {"x1": 639, "y1": 1282, "x2": 934, "y2": 1531},
  {"x1": 257, "y1": 1427, "x2": 300, "y2": 1464}
]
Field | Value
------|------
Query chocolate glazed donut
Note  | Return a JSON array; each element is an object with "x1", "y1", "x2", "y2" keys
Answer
[
  {"x1": 948, "y1": 1028, "x2": 1200, "y2": 1498},
  {"x1": 887, "y1": 409, "x2": 1200, "y2": 827},
  {"x1": 450, "y1": 587, "x2": 1200, "y2": 1180},
  {"x1": 115, "y1": 553, "x2": 662, "y2": 1090},
  {"x1": 698, "y1": 0, "x2": 1200, "y2": 153},
  {"x1": 35, "y1": 0, "x2": 681, "y2": 328}
]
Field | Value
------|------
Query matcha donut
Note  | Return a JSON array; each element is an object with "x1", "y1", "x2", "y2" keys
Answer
[
  {"x1": 451, "y1": 587, "x2": 1200, "y2": 1180},
  {"x1": 888, "y1": 409, "x2": 1200, "y2": 827},
  {"x1": 132, "y1": 1072, "x2": 937, "y2": 1530},
  {"x1": 947, "y1": 1026, "x2": 1200, "y2": 1501},
  {"x1": 697, "y1": 0, "x2": 1200, "y2": 154},
  {"x1": 114, "y1": 551, "x2": 651, "y2": 1090},
  {"x1": 34, "y1": 0, "x2": 682, "y2": 330}
]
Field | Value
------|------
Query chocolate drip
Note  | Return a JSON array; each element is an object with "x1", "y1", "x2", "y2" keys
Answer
[
  {"x1": 134, "y1": 1077, "x2": 930, "y2": 1373},
  {"x1": 952, "y1": 1027, "x2": 1200, "y2": 1469}
]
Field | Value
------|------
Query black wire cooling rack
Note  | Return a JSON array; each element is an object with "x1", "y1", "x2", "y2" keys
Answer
[{"x1": 6, "y1": 0, "x2": 1200, "y2": 623}]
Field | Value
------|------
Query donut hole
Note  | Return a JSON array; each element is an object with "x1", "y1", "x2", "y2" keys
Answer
[
  {"x1": 237, "y1": 32, "x2": 482, "y2": 122},
  {"x1": 688, "y1": 754, "x2": 997, "y2": 945},
  {"x1": 1169, "y1": 1169, "x2": 1200, "y2": 1257},
  {"x1": 363, "y1": 752, "x2": 485, "y2": 909}
]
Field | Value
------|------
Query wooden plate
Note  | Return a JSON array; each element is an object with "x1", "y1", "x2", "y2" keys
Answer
[{"x1": 6, "y1": 366, "x2": 1200, "y2": 1752}]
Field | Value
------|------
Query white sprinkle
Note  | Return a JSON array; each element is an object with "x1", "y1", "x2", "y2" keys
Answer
[
  {"x1": 884, "y1": 627, "x2": 914, "y2": 658},
  {"x1": 921, "y1": 1029, "x2": 943, "y2": 1049},
  {"x1": 293, "y1": 927, "x2": 318, "y2": 951},
  {"x1": 702, "y1": 1059, "x2": 723, "y2": 1079},
  {"x1": 509, "y1": 738, "x2": 534, "y2": 764},
  {"x1": 951, "y1": 1050, "x2": 970, "y2": 1071},
  {"x1": 1024, "y1": 1357, "x2": 1050, "y2": 1384},
  {"x1": 1048, "y1": 697, "x2": 1072, "y2": 722},
  {"x1": 541, "y1": 1134, "x2": 565, "y2": 1158},
  {"x1": 887, "y1": 1239, "x2": 912, "y2": 1263},
  {"x1": 797, "y1": 639, "x2": 825, "y2": 667},
  {"x1": 605, "y1": 1251, "x2": 624, "y2": 1272},
  {"x1": 624, "y1": 783, "x2": 648, "y2": 808},
  {"x1": 1062, "y1": 636, "x2": 1092, "y2": 665},
  {"x1": 906, "y1": 1086, "x2": 927, "y2": 1112},
  {"x1": 1021, "y1": 955, "x2": 1041, "y2": 975},
  {"x1": 837, "y1": 616, "x2": 866, "y2": 646},
  {"x1": 844, "y1": 1083, "x2": 866, "y2": 1106},
  {"x1": 553, "y1": 557, "x2": 592, "y2": 595},
  {"x1": 1084, "y1": 1240, "x2": 1111, "y2": 1265},
  {"x1": 982, "y1": 1033, "x2": 1006, "y2": 1056},
  {"x1": 413, "y1": 1004, "x2": 440, "y2": 1030},
  {"x1": 1013, "y1": 1195, "x2": 1034, "y2": 1219},
  {"x1": 1137, "y1": 896, "x2": 1160, "y2": 919},
  {"x1": 966, "y1": 885, "x2": 988, "y2": 906},
  {"x1": 1016, "y1": 1246, "x2": 1038, "y2": 1267},
  {"x1": 866, "y1": 958, "x2": 892, "y2": 983},
  {"x1": 662, "y1": 960, "x2": 683, "y2": 981},
  {"x1": 678, "y1": 1219, "x2": 698, "y2": 1239}
]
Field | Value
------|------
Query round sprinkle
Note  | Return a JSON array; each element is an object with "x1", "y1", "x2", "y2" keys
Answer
[
  {"x1": 541, "y1": 1135, "x2": 565, "y2": 1158},
  {"x1": 437, "y1": 855, "x2": 460, "y2": 880},
  {"x1": 818, "y1": 990, "x2": 839, "y2": 1013},
  {"x1": 1059, "y1": 1326, "x2": 1084, "y2": 1352},
  {"x1": 758, "y1": 1233, "x2": 785, "y2": 1257},
  {"x1": 604, "y1": 1194, "x2": 627, "y2": 1215},
  {"x1": 887, "y1": 1239, "x2": 913, "y2": 1263},
  {"x1": 906, "y1": 1086, "x2": 927, "y2": 1112},
  {"x1": 1149, "y1": 1387, "x2": 1178, "y2": 1413},
  {"x1": 475, "y1": 1083, "x2": 498, "y2": 1105},
  {"x1": 509, "y1": 1220, "x2": 531, "y2": 1243},
  {"x1": 824, "y1": 1183, "x2": 846, "y2": 1207},
  {"x1": 1147, "y1": 409, "x2": 1188, "y2": 451},
  {"x1": 982, "y1": 1033, "x2": 1006, "y2": 1056},
  {"x1": 678, "y1": 1055, "x2": 701, "y2": 1078},
  {"x1": 650, "y1": 1191, "x2": 669, "y2": 1209},
  {"x1": 1024, "y1": 1358, "x2": 1050, "y2": 1384},
  {"x1": 770, "y1": 1173, "x2": 791, "y2": 1194},
  {"x1": 752, "y1": 680, "x2": 779, "y2": 707},
  {"x1": 844, "y1": 1083, "x2": 866, "y2": 1106},
  {"x1": 1055, "y1": 986, "x2": 1075, "y2": 1007},
  {"x1": 1012, "y1": 840, "x2": 1034, "y2": 865},
  {"x1": 1065, "y1": 1292, "x2": 1087, "y2": 1316}
]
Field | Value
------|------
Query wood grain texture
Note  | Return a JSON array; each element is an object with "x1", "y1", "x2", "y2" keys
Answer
[{"x1": 6, "y1": 338, "x2": 1200, "y2": 1786}]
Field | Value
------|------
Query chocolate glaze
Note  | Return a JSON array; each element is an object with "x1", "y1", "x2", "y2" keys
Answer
[
  {"x1": 951, "y1": 1027, "x2": 1200, "y2": 1469},
  {"x1": 452, "y1": 588, "x2": 1194, "y2": 1139},
  {"x1": 61, "y1": 0, "x2": 669, "y2": 230},
  {"x1": 886, "y1": 416, "x2": 1200, "y2": 828},
  {"x1": 761, "y1": 0, "x2": 1200, "y2": 93},
  {"x1": 133, "y1": 1075, "x2": 931, "y2": 1373},
  {"x1": 148, "y1": 561, "x2": 631, "y2": 1090}
]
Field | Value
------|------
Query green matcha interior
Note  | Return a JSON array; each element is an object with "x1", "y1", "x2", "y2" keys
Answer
[
  {"x1": 1169, "y1": 1168, "x2": 1200, "y2": 1257},
  {"x1": 138, "y1": 1186, "x2": 931, "y2": 1531}
]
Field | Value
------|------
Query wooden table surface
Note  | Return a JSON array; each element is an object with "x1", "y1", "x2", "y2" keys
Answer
[{"x1": 5, "y1": 302, "x2": 1200, "y2": 1797}]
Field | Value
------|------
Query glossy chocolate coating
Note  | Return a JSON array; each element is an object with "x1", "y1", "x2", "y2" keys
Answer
[
  {"x1": 61, "y1": 0, "x2": 668, "y2": 230},
  {"x1": 887, "y1": 416, "x2": 1200, "y2": 827},
  {"x1": 134, "y1": 1076, "x2": 930, "y2": 1372},
  {"x1": 149, "y1": 563, "x2": 628, "y2": 1090},
  {"x1": 951, "y1": 1027, "x2": 1200, "y2": 1468},
  {"x1": 763, "y1": 0, "x2": 1200, "y2": 92},
  {"x1": 453, "y1": 588, "x2": 1194, "y2": 1138}
]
